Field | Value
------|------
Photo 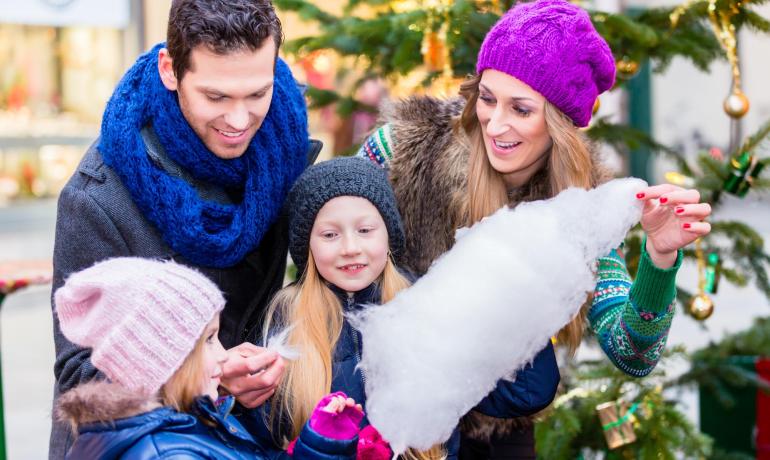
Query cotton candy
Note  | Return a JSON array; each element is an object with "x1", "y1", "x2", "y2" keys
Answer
[{"x1": 348, "y1": 178, "x2": 647, "y2": 453}]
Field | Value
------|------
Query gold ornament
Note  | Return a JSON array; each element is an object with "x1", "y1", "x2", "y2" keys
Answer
[
  {"x1": 596, "y1": 400, "x2": 638, "y2": 449},
  {"x1": 672, "y1": 1, "x2": 750, "y2": 117},
  {"x1": 723, "y1": 90, "x2": 750, "y2": 118},
  {"x1": 592, "y1": 97, "x2": 601, "y2": 115},
  {"x1": 689, "y1": 293, "x2": 715, "y2": 320},
  {"x1": 706, "y1": 0, "x2": 750, "y2": 119},
  {"x1": 615, "y1": 57, "x2": 639, "y2": 79},
  {"x1": 689, "y1": 238, "x2": 715, "y2": 321}
]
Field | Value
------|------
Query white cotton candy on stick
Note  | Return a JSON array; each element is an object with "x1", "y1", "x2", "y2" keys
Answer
[{"x1": 348, "y1": 178, "x2": 647, "y2": 454}]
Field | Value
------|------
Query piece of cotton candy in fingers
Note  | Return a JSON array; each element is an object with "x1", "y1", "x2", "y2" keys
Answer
[
  {"x1": 265, "y1": 326, "x2": 300, "y2": 361},
  {"x1": 348, "y1": 178, "x2": 647, "y2": 454}
]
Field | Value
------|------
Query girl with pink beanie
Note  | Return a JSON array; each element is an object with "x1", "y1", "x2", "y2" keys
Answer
[
  {"x1": 357, "y1": 0, "x2": 712, "y2": 458},
  {"x1": 54, "y1": 257, "x2": 368, "y2": 460}
]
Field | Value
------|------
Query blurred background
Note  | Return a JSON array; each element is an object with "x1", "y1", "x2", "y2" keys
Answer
[{"x1": 0, "y1": 0, "x2": 768, "y2": 458}]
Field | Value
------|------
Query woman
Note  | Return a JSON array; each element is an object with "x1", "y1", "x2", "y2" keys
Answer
[{"x1": 358, "y1": 0, "x2": 711, "y2": 457}]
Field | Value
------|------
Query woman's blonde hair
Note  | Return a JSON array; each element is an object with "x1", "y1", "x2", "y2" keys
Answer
[
  {"x1": 160, "y1": 331, "x2": 210, "y2": 414},
  {"x1": 264, "y1": 249, "x2": 445, "y2": 460},
  {"x1": 457, "y1": 74, "x2": 594, "y2": 353}
]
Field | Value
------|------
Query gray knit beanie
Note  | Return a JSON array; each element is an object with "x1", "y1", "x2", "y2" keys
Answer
[{"x1": 286, "y1": 156, "x2": 405, "y2": 276}]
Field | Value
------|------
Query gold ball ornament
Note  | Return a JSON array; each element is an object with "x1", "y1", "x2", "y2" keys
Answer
[
  {"x1": 688, "y1": 293, "x2": 714, "y2": 321},
  {"x1": 616, "y1": 57, "x2": 639, "y2": 79},
  {"x1": 723, "y1": 91, "x2": 750, "y2": 118}
]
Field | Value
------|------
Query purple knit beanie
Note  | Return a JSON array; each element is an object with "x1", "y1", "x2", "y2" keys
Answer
[
  {"x1": 476, "y1": 0, "x2": 615, "y2": 127},
  {"x1": 55, "y1": 257, "x2": 225, "y2": 396}
]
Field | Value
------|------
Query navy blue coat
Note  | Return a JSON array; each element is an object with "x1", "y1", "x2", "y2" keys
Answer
[
  {"x1": 240, "y1": 282, "x2": 560, "y2": 459},
  {"x1": 64, "y1": 393, "x2": 356, "y2": 460}
]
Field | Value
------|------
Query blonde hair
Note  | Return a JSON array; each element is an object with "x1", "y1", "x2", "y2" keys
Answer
[
  {"x1": 264, "y1": 250, "x2": 444, "y2": 460},
  {"x1": 457, "y1": 74, "x2": 594, "y2": 353},
  {"x1": 160, "y1": 332, "x2": 210, "y2": 415}
]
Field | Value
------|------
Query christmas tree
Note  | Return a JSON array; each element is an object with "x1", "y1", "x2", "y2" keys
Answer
[{"x1": 276, "y1": 0, "x2": 770, "y2": 456}]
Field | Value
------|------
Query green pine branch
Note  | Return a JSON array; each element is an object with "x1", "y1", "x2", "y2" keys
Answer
[
  {"x1": 676, "y1": 317, "x2": 770, "y2": 407},
  {"x1": 535, "y1": 348, "x2": 713, "y2": 458},
  {"x1": 587, "y1": 119, "x2": 680, "y2": 157},
  {"x1": 733, "y1": 118, "x2": 770, "y2": 156}
]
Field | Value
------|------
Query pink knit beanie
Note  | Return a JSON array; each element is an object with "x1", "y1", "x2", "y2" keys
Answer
[
  {"x1": 55, "y1": 257, "x2": 225, "y2": 396},
  {"x1": 476, "y1": 0, "x2": 616, "y2": 127}
]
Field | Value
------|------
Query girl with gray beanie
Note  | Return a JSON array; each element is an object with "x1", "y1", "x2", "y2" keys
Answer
[
  {"x1": 357, "y1": 0, "x2": 712, "y2": 458},
  {"x1": 244, "y1": 156, "x2": 559, "y2": 460},
  {"x1": 53, "y1": 257, "x2": 367, "y2": 459}
]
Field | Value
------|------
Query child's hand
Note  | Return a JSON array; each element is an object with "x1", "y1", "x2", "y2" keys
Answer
[
  {"x1": 357, "y1": 425, "x2": 392, "y2": 460},
  {"x1": 322, "y1": 394, "x2": 363, "y2": 414},
  {"x1": 310, "y1": 392, "x2": 364, "y2": 440}
]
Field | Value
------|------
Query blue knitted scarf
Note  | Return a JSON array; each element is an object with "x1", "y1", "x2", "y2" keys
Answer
[{"x1": 99, "y1": 43, "x2": 308, "y2": 268}]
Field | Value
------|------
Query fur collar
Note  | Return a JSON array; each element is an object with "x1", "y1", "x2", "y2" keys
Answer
[
  {"x1": 56, "y1": 380, "x2": 162, "y2": 432},
  {"x1": 383, "y1": 96, "x2": 468, "y2": 275}
]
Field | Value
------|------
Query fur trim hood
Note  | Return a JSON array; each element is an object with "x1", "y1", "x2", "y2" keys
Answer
[{"x1": 56, "y1": 380, "x2": 161, "y2": 431}]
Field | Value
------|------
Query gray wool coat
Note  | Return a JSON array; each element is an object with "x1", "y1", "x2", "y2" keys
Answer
[{"x1": 48, "y1": 127, "x2": 321, "y2": 459}]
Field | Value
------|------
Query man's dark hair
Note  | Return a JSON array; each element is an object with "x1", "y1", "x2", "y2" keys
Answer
[{"x1": 167, "y1": 0, "x2": 283, "y2": 80}]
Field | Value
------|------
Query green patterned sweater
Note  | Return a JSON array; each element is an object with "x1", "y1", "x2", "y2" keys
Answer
[
  {"x1": 359, "y1": 123, "x2": 682, "y2": 378},
  {"x1": 590, "y1": 245, "x2": 681, "y2": 376}
]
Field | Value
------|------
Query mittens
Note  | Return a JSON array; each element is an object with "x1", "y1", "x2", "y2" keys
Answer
[{"x1": 310, "y1": 392, "x2": 365, "y2": 440}]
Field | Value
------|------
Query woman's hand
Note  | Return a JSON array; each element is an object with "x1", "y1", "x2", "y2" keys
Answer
[{"x1": 637, "y1": 184, "x2": 712, "y2": 268}]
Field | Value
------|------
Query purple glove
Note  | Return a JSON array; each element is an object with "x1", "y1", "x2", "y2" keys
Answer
[{"x1": 309, "y1": 392, "x2": 364, "y2": 440}]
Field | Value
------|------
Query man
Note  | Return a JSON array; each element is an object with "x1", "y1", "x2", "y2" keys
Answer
[{"x1": 49, "y1": 0, "x2": 318, "y2": 457}]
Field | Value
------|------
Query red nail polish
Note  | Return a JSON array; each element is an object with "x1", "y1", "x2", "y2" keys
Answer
[
  {"x1": 660, "y1": 197, "x2": 668, "y2": 204},
  {"x1": 675, "y1": 207, "x2": 684, "y2": 214},
  {"x1": 636, "y1": 193, "x2": 645, "y2": 199},
  {"x1": 683, "y1": 223, "x2": 691, "y2": 229}
]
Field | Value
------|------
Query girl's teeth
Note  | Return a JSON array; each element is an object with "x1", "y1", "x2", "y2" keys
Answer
[{"x1": 495, "y1": 140, "x2": 517, "y2": 148}]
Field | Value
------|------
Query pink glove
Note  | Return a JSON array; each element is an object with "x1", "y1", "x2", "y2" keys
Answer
[
  {"x1": 309, "y1": 392, "x2": 364, "y2": 440},
  {"x1": 287, "y1": 424, "x2": 392, "y2": 460},
  {"x1": 356, "y1": 425, "x2": 392, "y2": 460}
]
